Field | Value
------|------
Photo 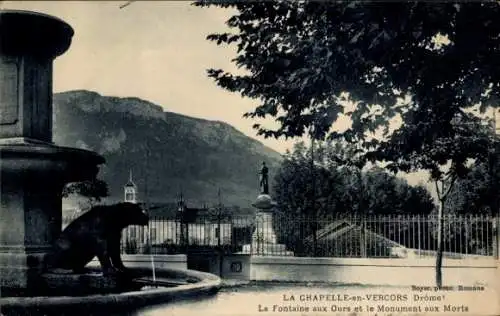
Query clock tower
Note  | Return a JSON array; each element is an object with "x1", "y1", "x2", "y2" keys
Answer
[{"x1": 124, "y1": 170, "x2": 137, "y2": 204}]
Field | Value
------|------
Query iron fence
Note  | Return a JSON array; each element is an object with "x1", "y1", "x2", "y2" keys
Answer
[
  {"x1": 279, "y1": 214, "x2": 498, "y2": 259},
  {"x1": 61, "y1": 212, "x2": 499, "y2": 259}
]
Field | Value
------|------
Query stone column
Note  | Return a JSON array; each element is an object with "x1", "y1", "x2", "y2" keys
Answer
[{"x1": 0, "y1": 10, "x2": 104, "y2": 293}]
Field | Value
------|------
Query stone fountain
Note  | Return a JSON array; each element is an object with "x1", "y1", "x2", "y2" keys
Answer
[
  {"x1": 0, "y1": 9, "x2": 105, "y2": 296},
  {"x1": 0, "y1": 10, "x2": 221, "y2": 315}
]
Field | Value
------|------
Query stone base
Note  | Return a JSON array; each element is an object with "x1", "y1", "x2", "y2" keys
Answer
[
  {"x1": 41, "y1": 271, "x2": 128, "y2": 295},
  {"x1": 0, "y1": 266, "x2": 222, "y2": 316},
  {"x1": 0, "y1": 255, "x2": 139, "y2": 297},
  {"x1": 0, "y1": 251, "x2": 47, "y2": 292},
  {"x1": 242, "y1": 207, "x2": 294, "y2": 256},
  {"x1": 2, "y1": 270, "x2": 142, "y2": 297},
  {"x1": 241, "y1": 243, "x2": 294, "y2": 256},
  {"x1": 252, "y1": 211, "x2": 278, "y2": 244},
  {"x1": 251, "y1": 231, "x2": 278, "y2": 245},
  {"x1": 0, "y1": 143, "x2": 104, "y2": 292}
]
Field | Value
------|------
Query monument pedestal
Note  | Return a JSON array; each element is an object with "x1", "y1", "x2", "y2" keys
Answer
[
  {"x1": 240, "y1": 194, "x2": 293, "y2": 256},
  {"x1": 252, "y1": 211, "x2": 277, "y2": 244},
  {"x1": 0, "y1": 10, "x2": 105, "y2": 292}
]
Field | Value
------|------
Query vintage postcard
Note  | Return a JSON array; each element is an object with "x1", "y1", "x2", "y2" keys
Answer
[{"x1": 0, "y1": 1, "x2": 499, "y2": 315}]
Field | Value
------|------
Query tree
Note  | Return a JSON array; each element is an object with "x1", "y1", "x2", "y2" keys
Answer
[
  {"x1": 380, "y1": 116, "x2": 496, "y2": 287},
  {"x1": 273, "y1": 142, "x2": 327, "y2": 255},
  {"x1": 447, "y1": 144, "x2": 500, "y2": 215},
  {"x1": 198, "y1": 1, "x2": 500, "y2": 287},
  {"x1": 197, "y1": 1, "x2": 500, "y2": 144},
  {"x1": 273, "y1": 140, "x2": 435, "y2": 256},
  {"x1": 62, "y1": 179, "x2": 109, "y2": 210}
]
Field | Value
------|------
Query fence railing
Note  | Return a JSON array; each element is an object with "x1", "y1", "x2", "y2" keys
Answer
[
  {"x1": 282, "y1": 214, "x2": 498, "y2": 259},
  {"x1": 62, "y1": 212, "x2": 499, "y2": 259}
]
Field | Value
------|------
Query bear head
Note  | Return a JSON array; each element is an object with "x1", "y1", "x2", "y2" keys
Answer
[{"x1": 114, "y1": 202, "x2": 149, "y2": 226}]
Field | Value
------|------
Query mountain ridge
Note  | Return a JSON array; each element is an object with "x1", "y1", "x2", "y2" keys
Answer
[{"x1": 53, "y1": 90, "x2": 282, "y2": 208}]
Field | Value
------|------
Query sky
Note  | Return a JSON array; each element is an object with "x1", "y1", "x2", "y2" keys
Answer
[
  {"x1": 1, "y1": 0, "x2": 302, "y2": 153},
  {"x1": 1, "y1": 0, "x2": 448, "y2": 199}
]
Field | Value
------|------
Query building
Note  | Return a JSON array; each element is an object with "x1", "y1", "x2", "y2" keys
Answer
[
  {"x1": 124, "y1": 170, "x2": 137, "y2": 203},
  {"x1": 120, "y1": 173, "x2": 233, "y2": 254},
  {"x1": 304, "y1": 219, "x2": 407, "y2": 258},
  {"x1": 121, "y1": 202, "x2": 234, "y2": 254}
]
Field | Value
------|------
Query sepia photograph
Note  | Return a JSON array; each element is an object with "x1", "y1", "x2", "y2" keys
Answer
[{"x1": 0, "y1": 1, "x2": 499, "y2": 315}]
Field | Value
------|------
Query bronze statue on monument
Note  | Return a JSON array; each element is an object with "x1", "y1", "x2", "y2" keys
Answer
[
  {"x1": 253, "y1": 161, "x2": 275, "y2": 210},
  {"x1": 259, "y1": 161, "x2": 269, "y2": 195}
]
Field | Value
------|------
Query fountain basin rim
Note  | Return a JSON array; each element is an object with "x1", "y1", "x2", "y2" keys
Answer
[
  {"x1": 0, "y1": 143, "x2": 104, "y2": 163},
  {"x1": 0, "y1": 267, "x2": 221, "y2": 310}
]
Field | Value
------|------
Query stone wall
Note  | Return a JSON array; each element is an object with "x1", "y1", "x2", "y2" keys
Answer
[
  {"x1": 114, "y1": 254, "x2": 499, "y2": 290},
  {"x1": 249, "y1": 256, "x2": 499, "y2": 288}
]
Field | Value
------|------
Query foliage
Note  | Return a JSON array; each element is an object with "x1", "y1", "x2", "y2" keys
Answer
[
  {"x1": 446, "y1": 150, "x2": 500, "y2": 215},
  {"x1": 198, "y1": 1, "x2": 500, "y2": 284},
  {"x1": 62, "y1": 179, "x2": 109, "y2": 208},
  {"x1": 272, "y1": 141, "x2": 436, "y2": 255},
  {"x1": 273, "y1": 141, "x2": 435, "y2": 217},
  {"x1": 197, "y1": 1, "x2": 500, "y2": 176}
]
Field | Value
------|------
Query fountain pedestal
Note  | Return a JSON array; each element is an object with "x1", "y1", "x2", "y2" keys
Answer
[{"x1": 0, "y1": 10, "x2": 104, "y2": 293}]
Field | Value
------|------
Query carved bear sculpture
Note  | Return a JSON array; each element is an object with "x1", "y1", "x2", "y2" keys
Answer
[{"x1": 47, "y1": 202, "x2": 149, "y2": 275}]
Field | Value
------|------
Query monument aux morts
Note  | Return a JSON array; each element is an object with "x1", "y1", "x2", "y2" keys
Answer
[{"x1": 241, "y1": 162, "x2": 293, "y2": 256}]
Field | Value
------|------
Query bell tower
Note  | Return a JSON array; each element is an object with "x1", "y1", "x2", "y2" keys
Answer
[{"x1": 124, "y1": 170, "x2": 137, "y2": 204}]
